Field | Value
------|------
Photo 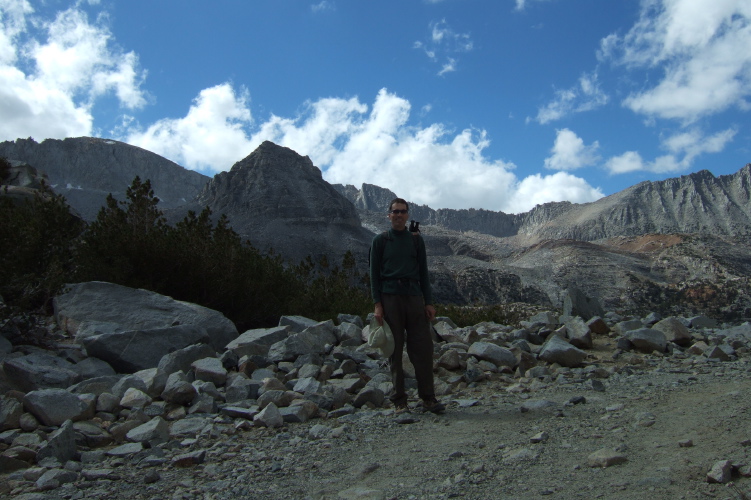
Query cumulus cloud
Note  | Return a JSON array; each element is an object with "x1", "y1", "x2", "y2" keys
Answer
[
  {"x1": 534, "y1": 72, "x2": 609, "y2": 124},
  {"x1": 600, "y1": 0, "x2": 751, "y2": 122},
  {"x1": 414, "y1": 19, "x2": 473, "y2": 76},
  {"x1": 126, "y1": 83, "x2": 253, "y2": 173},
  {"x1": 544, "y1": 128, "x2": 600, "y2": 171},
  {"x1": 506, "y1": 172, "x2": 605, "y2": 211},
  {"x1": 124, "y1": 84, "x2": 602, "y2": 213},
  {"x1": 0, "y1": 1, "x2": 147, "y2": 141},
  {"x1": 604, "y1": 127, "x2": 737, "y2": 175}
]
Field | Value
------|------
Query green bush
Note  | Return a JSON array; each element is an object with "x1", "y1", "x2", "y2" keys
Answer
[{"x1": 435, "y1": 302, "x2": 552, "y2": 328}]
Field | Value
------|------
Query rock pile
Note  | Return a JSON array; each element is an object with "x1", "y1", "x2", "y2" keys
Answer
[{"x1": 2, "y1": 280, "x2": 751, "y2": 497}]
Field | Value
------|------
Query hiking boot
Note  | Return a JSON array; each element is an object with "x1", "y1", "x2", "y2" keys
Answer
[
  {"x1": 421, "y1": 398, "x2": 445, "y2": 414},
  {"x1": 394, "y1": 402, "x2": 411, "y2": 415}
]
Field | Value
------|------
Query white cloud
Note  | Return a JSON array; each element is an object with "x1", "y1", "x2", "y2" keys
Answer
[
  {"x1": 311, "y1": 1, "x2": 334, "y2": 13},
  {"x1": 515, "y1": 0, "x2": 555, "y2": 12},
  {"x1": 605, "y1": 151, "x2": 647, "y2": 175},
  {"x1": 438, "y1": 57, "x2": 457, "y2": 76},
  {"x1": 544, "y1": 128, "x2": 600, "y2": 171},
  {"x1": 246, "y1": 88, "x2": 601, "y2": 213},
  {"x1": 662, "y1": 127, "x2": 737, "y2": 163},
  {"x1": 600, "y1": 0, "x2": 751, "y2": 122},
  {"x1": 604, "y1": 127, "x2": 736, "y2": 175},
  {"x1": 415, "y1": 19, "x2": 473, "y2": 76},
  {"x1": 535, "y1": 72, "x2": 609, "y2": 124},
  {"x1": 122, "y1": 84, "x2": 602, "y2": 213},
  {"x1": 506, "y1": 172, "x2": 605, "y2": 212},
  {"x1": 0, "y1": 2, "x2": 147, "y2": 141},
  {"x1": 126, "y1": 83, "x2": 252, "y2": 173},
  {"x1": 605, "y1": 151, "x2": 681, "y2": 175}
]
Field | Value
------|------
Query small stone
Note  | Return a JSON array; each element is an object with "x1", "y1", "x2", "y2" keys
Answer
[
  {"x1": 706, "y1": 459, "x2": 732, "y2": 484},
  {"x1": 530, "y1": 431, "x2": 549, "y2": 443},
  {"x1": 143, "y1": 470, "x2": 161, "y2": 484},
  {"x1": 588, "y1": 448, "x2": 628, "y2": 468},
  {"x1": 172, "y1": 450, "x2": 206, "y2": 467},
  {"x1": 678, "y1": 439, "x2": 693, "y2": 448}
]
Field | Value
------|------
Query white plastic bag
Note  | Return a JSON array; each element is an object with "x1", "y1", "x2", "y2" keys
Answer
[{"x1": 367, "y1": 318, "x2": 394, "y2": 358}]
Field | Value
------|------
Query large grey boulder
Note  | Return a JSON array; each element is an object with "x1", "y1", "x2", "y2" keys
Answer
[
  {"x1": 0, "y1": 335, "x2": 11, "y2": 358},
  {"x1": 23, "y1": 389, "x2": 90, "y2": 426},
  {"x1": 562, "y1": 287, "x2": 604, "y2": 321},
  {"x1": 53, "y1": 281, "x2": 238, "y2": 352},
  {"x1": 625, "y1": 328, "x2": 667, "y2": 353},
  {"x1": 36, "y1": 420, "x2": 77, "y2": 464},
  {"x1": 279, "y1": 316, "x2": 319, "y2": 334},
  {"x1": 71, "y1": 357, "x2": 116, "y2": 379},
  {"x1": 67, "y1": 375, "x2": 122, "y2": 396},
  {"x1": 81, "y1": 325, "x2": 211, "y2": 373},
  {"x1": 653, "y1": 317, "x2": 692, "y2": 347},
  {"x1": 467, "y1": 342, "x2": 516, "y2": 369},
  {"x1": 3, "y1": 351, "x2": 81, "y2": 392},
  {"x1": 225, "y1": 326, "x2": 290, "y2": 357},
  {"x1": 191, "y1": 357, "x2": 227, "y2": 387},
  {"x1": 161, "y1": 372, "x2": 197, "y2": 406},
  {"x1": 0, "y1": 396, "x2": 23, "y2": 431},
  {"x1": 267, "y1": 321, "x2": 338, "y2": 362},
  {"x1": 538, "y1": 335, "x2": 587, "y2": 367},
  {"x1": 562, "y1": 316, "x2": 593, "y2": 349},
  {"x1": 125, "y1": 417, "x2": 169, "y2": 446},
  {"x1": 154, "y1": 344, "x2": 217, "y2": 395}
]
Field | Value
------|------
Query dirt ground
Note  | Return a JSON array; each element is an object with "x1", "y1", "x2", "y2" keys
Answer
[{"x1": 12, "y1": 354, "x2": 744, "y2": 500}]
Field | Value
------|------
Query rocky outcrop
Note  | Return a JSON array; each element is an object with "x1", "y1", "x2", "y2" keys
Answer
[{"x1": 0, "y1": 137, "x2": 209, "y2": 220}]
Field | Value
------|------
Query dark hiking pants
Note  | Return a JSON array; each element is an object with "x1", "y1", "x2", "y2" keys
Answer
[{"x1": 381, "y1": 293, "x2": 435, "y2": 403}]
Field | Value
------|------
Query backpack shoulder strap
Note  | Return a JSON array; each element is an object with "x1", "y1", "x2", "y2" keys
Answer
[{"x1": 379, "y1": 230, "x2": 390, "y2": 261}]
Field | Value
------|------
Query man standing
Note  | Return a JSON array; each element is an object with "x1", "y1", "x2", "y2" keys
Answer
[{"x1": 370, "y1": 198, "x2": 444, "y2": 414}]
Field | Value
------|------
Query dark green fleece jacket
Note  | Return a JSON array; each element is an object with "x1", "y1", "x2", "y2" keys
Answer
[{"x1": 370, "y1": 228, "x2": 432, "y2": 305}]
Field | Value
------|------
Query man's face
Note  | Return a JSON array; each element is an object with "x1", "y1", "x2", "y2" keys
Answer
[{"x1": 388, "y1": 203, "x2": 409, "y2": 231}]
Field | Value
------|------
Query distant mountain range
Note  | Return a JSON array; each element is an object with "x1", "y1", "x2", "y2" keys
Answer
[{"x1": 2, "y1": 136, "x2": 750, "y2": 319}]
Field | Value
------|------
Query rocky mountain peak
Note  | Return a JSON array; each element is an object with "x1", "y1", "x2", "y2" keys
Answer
[
  {"x1": 197, "y1": 141, "x2": 359, "y2": 225},
  {"x1": 189, "y1": 141, "x2": 373, "y2": 263}
]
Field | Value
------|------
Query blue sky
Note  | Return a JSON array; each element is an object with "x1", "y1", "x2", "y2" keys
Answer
[{"x1": 1, "y1": 0, "x2": 749, "y2": 213}]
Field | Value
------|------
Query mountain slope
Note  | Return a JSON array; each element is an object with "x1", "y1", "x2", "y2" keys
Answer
[
  {"x1": 520, "y1": 167, "x2": 751, "y2": 241},
  {"x1": 0, "y1": 137, "x2": 209, "y2": 220}
]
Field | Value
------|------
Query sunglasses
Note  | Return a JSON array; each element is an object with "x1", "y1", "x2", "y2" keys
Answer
[{"x1": 389, "y1": 209, "x2": 408, "y2": 214}]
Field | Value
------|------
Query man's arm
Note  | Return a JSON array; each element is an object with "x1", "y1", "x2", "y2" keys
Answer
[
  {"x1": 370, "y1": 234, "x2": 384, "y2": 326},
  {"x1": 369, "y1": 235, "x2": 383, "y2": 305},
  {"x1": 374, "y1": 302, "x2": 384, "y2": 326}
]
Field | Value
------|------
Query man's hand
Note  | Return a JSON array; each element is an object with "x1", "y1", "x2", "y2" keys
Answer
[
  {"x1": 374, "y1": 302, "x2": 384, "y2": 325},
  {"x1": 425, "y1": 304, "x2": 436, "y2": 322}
]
